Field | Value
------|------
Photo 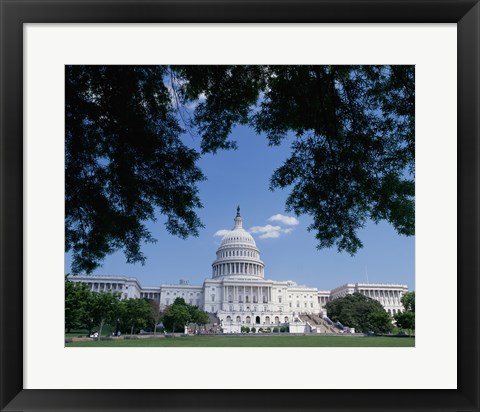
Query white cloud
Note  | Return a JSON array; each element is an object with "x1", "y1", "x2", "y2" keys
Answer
[
  {"x1": 268, "y1": 214, "x2": 299, "y2": 226},
  {"x1": 250, "y1": 225, "x2": 282, "y2": 239},
  {"x1": 213, "y1": 229, "x2": 230, "y2": 237},
  {"x1": 249, "y1": 224, "x2": 294, "y2": 239}
]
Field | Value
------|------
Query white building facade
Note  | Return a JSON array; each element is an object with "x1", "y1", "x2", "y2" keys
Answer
[{"x1": 70, "y1": 208, "x2": 409, "y2": 333}]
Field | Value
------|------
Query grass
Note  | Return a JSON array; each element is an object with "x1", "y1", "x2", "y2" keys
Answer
[
  {"x1": 65, "y1": 325, "x2": 115, "y2": 337},
  {"x1": 66, "y1": 335, "x2": 415, "y2": 347}
]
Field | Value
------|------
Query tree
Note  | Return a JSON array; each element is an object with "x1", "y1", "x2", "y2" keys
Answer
[
  {"x1": 149, "y1": 300, "x2": 163, "y2": 335},
  {"x1": 161, "y1": 297, "x2": 209, "y2": 333},
  {"x1": 400, "y1": 291, "x2": 415, "y2": 312},
  {"x1": 120, "y1": 298, "x2": 151, "y2": 335},
  {"x1": 66, "y1": 65, "x2": 414, "y2": 272},
  {"x1": 65, "y1": 66, "x2": 204, "y2": 274},
  {"x1": 162, "y1": 304, "x2": 190, "y2": 333},
  {"x1": 395, "y1": 291, "x2": 415, "y2": 335},
  {"x1": 325, "y1": 293, "x2": 393, "y2": 334},
  {"x1": 394, "y1": 311, "x2": 415, "y2": 336},
  {"x1": 188, "y1": 305, "x2": 209, "y2": 327},
  {"x1": 89, "y1": 291, "x2": 121, "y2": 340},
  {"x1": 65, "y1": 277, "x2": 92, "y2": 333},
  {"x1": 180, "y1": 65, "x2": 414, "y2": 255}
]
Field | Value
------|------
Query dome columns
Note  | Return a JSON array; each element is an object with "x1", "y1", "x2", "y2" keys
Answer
[{"x1": 212, "y1": 261, "x2": 264, "y2": 278}]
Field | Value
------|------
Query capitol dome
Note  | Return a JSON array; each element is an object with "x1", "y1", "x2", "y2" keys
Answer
[{"x1": 212, "y1": 207, "x2": 265, "y2": 279}]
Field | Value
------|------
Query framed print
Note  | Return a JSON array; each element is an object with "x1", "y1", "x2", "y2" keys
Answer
[{"x1": 1, "y1": 0, "x2": 479, "y2": 411}]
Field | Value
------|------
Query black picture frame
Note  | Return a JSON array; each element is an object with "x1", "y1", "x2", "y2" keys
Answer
[{"x1": 1, "y1": 1, "x2": 479, "y2": 411}]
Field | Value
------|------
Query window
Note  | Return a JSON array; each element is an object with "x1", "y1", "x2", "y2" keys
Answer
[
  {"x1": 246, "y1": 316, "x2": 251, "y2": 324},
  {"x1": 275, "y1": 316, "x2": 280, "y2": 324},
  {"x1": 265, "y1": 316, "x2": 270, "y2": 324},
  {"x1": 226, "y1": 316, "x2": 232, "y2": 322},
  {"x1": 236, "y1": 316, "x2": 241, "y2": 323},
  {"x1": 211, "y1": 294, "x2": 215, "y2": 302},
  {"x1": 278, "y1": 297, "x2": 282, "y2": 303}
]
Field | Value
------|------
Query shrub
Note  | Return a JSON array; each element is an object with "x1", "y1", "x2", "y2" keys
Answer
[
  {"x1": 258, "y1": 327, "x2": 264, "y2": 333},
  {"x1": 273, "y1": 327, "x2": 279, "y2": 333},
  {"x1": 244, "y1": 326, "x2": 250, "y2": 333},
  {"x1": 251, "y1": 327, "x2": 256, "y2": 333},
  {"x1": 280, "y1": 327, "x2": 286, "y2": 333}
]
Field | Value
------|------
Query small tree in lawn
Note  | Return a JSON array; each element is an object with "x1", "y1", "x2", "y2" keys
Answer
[
  {"x1": 395, "y1": 291, "x2": 415, "y2": 336},
  {"x1": 162, "y1": 302, "x2": 190, "y2": 333},
  {"x1": 89, "y1": 291, "x2": 120, "y2": 340},
  {"x1": 65, "y1": 277, "x2": 92, "y2": 333},
  {"x1": 394, "y1": 311, "x2": 415, "y2": 336},
  {"x1": 189, "y1": 305, "x2": 209, "y2": 330},
  {"x1": 122, "y1": 298, "x2": 151, "y2": 335},
  {"x1": 150, "y1": 300, "x2": 163, "y2": 335}
]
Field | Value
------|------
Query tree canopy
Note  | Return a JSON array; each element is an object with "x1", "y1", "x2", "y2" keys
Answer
[
  {"x1": 66, "y1": 65, "x2": 414, "y2": 273},
  {"x1": 65, "y1": 277, "x2": 91, "y2": 332},
  {"x1": 395, "y1": 291, "x2": 415, "y2": 334},
  {"x1": 161, "y1": 297, "x2": 209, "y2": 332},
  {"x1": 325, "y1": 292, "x2": 393, "y2": 333}
]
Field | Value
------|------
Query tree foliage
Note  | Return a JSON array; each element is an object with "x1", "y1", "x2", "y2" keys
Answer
[
  {"x1": 66, "y1": 65, "x2": 414, "y2": 272},
  {"x1": 66, "y1": 66, "x2": 204, "y2": 273},
  {"x1": 161, "y1": 297, "x2": 209, "y2": 332},
  {"x1": 395, "y1": 291, "x2": 415, "y2": 334},
  {"x1": 65, "y1": 277, "x2": 92, "y2": 332},
  {"x1": 119, "y1": 298, "x2": 151, "y2": 335},
  {"x1": 400, "y1": 291, "x2": 415, "y2": 312},
  {"x1": 149, "y1": 299, "x2": 163, "y2": 335},
  {"x1": 89, "y1": 291, "x2": 121, "y2": 340},
  {"x1": 394, "y1": 311, "x2": 415, "y2": 334},
  {"x1": 180, "y1": 65, "x2": 414, "y2": 254},
  {"x1": 325, "y1": 292, "x2": 393, "y2": 333}
]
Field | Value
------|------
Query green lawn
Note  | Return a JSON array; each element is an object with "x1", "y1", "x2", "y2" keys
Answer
[{"x1": 66, "y1": 335, "x2": 415, "y2": 347}]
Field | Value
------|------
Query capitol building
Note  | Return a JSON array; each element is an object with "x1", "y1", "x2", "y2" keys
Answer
[{"x1": 70, "y1": 207, "x2": 409, "y2": 333}]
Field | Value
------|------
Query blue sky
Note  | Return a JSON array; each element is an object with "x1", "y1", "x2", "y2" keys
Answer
[{"x1": 65, "y1": 124, "x2": 415, "y2": 291}]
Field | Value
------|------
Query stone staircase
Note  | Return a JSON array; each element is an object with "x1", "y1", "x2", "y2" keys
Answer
[
  {"x1": 186, "y1": 313, "x2": 223, "y2": 334},
  {"x1": 204, "y1": 313, "x2": 223, "y2": 334},
  {"x1": 300, "y1": 314, "x2": 343, "y2": 334}
]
